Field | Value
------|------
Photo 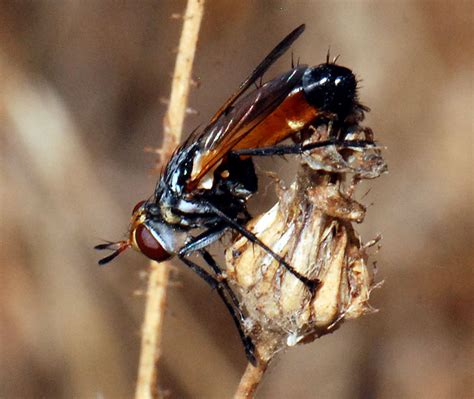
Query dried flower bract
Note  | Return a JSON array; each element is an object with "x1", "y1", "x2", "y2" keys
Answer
[{"x1": 225, "y1": 123, "x2": 387, "y2": 362}]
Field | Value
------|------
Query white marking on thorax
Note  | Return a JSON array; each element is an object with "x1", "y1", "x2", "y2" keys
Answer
[{"x1": 287, "y1": 119, "x2": 306, "y2": 130}]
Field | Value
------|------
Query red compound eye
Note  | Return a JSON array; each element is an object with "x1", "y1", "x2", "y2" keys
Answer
[
  {"x1": 132, "y1": 200, "x2": 146, "y2": 215},
  {"x1": 134, "y1": 224, "x2": 171, "y2": 262}
]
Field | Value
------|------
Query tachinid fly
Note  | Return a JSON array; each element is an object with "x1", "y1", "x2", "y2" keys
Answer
[{"x1": 95, "y1": 24, "x2": 372, "y2": 364}]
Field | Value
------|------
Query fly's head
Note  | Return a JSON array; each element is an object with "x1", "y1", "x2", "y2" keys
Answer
[{"x1": 95, "y1": 200, "x2": 172, "y2": 265}]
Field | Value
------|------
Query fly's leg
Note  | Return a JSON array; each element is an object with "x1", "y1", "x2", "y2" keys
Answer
[
  {"x1": 177, "y1": 226, "x2": 257, "y2": 364},
  {"x1": 178, "y1": 228, "x2": 246, "y2": 314},
  {"x1": 200, "y1": 250, "x2": 256, "y2": 365},
  {"x1": 200, "y1": 249, "x2": 241, "y2": 311},
  {"x1": 231, "y1": 139, "x2": 375, "y2": 157},
  {"x1": 203, "y1": 201, "x2": 320, "y2": 294},
  {"x1": 177, "y1": 225, "x2": 226, "y2": 256},
  {"x1": 176, "y1": 253, "x2": 221, "y2": 288},
  {"x1": 178, "y1": 253, "x2": 257, "y2": 365}
]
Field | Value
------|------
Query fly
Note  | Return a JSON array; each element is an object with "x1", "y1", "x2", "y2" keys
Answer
[{"x1": 95, "y1": 24, "x2": 373, "y2": 365}]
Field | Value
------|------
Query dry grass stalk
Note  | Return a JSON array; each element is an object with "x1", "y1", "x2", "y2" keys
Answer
[
  {"x1": 134, "y1": 1, "x2": 205, "y2": 398},
  {"x1": 228, "y1": 123, "x2": 386, "y2": 396},
  {"x1": 233, "y1": 360, "x2": 268, "y2": 399}
]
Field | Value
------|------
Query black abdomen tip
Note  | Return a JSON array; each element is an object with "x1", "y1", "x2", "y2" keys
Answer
[{"x1": 302, "y1": 63, "x2": 357, "y2": 121}]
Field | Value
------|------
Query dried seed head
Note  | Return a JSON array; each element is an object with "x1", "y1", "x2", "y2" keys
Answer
[{"x1": 225, "y1": 124, "x2": 386, "y2": 362}]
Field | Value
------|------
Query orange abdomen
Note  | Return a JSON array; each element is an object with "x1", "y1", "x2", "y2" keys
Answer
[{"x1": 232, "y1": 87, "x2": 320, "y2": 151}]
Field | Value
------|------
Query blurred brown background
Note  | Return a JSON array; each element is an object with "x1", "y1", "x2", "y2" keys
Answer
[{"x1": 1, "y1": 1, "x2": 472, "y2": 398}]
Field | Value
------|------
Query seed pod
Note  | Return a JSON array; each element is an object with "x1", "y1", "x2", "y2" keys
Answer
[{"x1": 225, "y1": 124, "x2": 386, "y2": 362}]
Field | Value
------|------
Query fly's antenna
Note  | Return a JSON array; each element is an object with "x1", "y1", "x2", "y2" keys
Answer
[{"x1": 95, "y1": 240, "x2": 131, "y2": 265}]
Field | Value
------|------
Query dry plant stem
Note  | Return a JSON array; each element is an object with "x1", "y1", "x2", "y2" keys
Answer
[
  {"x1": 234, "y1": 360, "x2": 269, "y2": 399},
  {"x1": 134, "y1": 1, "x2": 205, "y2": 399},
  {"x1": 162, "y1": 0, "x2": 206, "y2": 158},
  {"x1": 135, "y1": 262, "x2": 169, "y2": 399}
]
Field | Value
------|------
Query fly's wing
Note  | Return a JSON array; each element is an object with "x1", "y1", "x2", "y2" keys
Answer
[
  {"x1": 208, "y1": 24, "x2": 305, "y2": 126},
  {"x1": 189, "y1": 68, "x2": 306, "y2": 183},
  {"x1": 188, "y1": 25, "x2": 306, "y2": 187}
]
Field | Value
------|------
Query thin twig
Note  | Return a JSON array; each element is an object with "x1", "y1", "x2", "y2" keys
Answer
[
  {"x1": 134, "y1": 1, "x2": 205, "y2": 399},
  {"x1": 234, "y1": 360, "x2": 269, "y2": 399}
]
